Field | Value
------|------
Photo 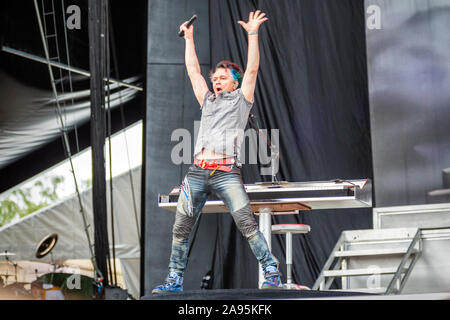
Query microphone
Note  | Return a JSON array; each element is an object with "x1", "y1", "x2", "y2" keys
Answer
[{"x1": 179, "y1": 14, "x2": 198, "y2": 37}]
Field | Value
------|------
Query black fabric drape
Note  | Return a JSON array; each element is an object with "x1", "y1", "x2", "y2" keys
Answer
[
  {"x1": 209, "y1": 0, "x2": 373, "y2": 289},
  {"x1": 88, "y1": 0, "x2": 110, "y2": 286}
]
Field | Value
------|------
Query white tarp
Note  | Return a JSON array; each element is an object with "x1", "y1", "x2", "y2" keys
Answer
[
  {"x1": 0, "y1": 166, "x2": 141, "y2": 299},
  {"x1": 0, "y1": 72, "x2": 140, "y2": 170}
]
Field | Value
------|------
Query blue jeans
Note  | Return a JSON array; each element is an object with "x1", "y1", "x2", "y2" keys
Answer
[{"x1": 169, "y1": 164, "x2": 278, "y2": 275}]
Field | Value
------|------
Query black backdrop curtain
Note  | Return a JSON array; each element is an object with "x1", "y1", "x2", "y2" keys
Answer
[{"x1": 206, "y1": 0, "x2": 373, "y2": 289}]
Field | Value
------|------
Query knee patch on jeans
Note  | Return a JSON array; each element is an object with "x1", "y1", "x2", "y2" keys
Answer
[
  {"x1": 231, "y1": 203, "x2": 259, "y2": 238},
  {"x1": 172, "y1": 210, "x2": 195, "y2": 240}
]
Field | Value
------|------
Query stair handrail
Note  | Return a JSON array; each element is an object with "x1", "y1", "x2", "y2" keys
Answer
[{"x1": 385, "y1": 228, "x2": 422, "y2": 295}]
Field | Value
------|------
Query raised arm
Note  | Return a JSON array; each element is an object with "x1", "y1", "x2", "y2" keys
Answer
[
  {"x1": 180, "y1": 22, "x2": 210, "y2": 107},
  {"x1": 237, "y1": 10, "x2": 268, "y2": 103}
]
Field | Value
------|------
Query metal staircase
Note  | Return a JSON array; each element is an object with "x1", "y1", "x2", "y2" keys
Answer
[{"x1": 312, "y1": 228, "x2": 422, "y2": 294}]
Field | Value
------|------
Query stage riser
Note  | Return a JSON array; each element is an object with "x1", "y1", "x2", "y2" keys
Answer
[
  {"x1": 343, "y1": 229, "x2": 450, "y2": 294},
  {"x1": 141, "y1": 288, "x2": 375, "y2": 300},
  {"x1": 373, "y1": 203, "x2": 450, "y2": 230},
  {"x1": 361, "y1": 203, "x2": 450, "y2": 294}
]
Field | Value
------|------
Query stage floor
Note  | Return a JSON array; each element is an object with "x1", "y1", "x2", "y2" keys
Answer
[{"x1": 142, "y1": 288, "x2": 377, "y2": 300}]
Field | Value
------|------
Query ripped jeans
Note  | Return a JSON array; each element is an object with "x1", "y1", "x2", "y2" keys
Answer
[{"x1": 169, "y1": 164, "x2": 278, "y2": 275}]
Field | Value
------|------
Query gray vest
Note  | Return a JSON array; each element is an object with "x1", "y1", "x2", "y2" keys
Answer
[{"x1": 194, "y1": 89, "x2": 253, "y2": 162}]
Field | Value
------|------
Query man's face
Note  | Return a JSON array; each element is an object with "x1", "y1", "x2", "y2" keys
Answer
[
  {"x1": 211, "y1": 68, "x2": 238, "y2": 96},
  {"x1": 30, "y1": 286, "x2": 42, "y2": 299}
]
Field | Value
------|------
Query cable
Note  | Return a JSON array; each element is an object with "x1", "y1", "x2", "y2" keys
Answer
[
  {"x1": 105, "y1": 0, "x2": 118, "y2": 287},
  {"x1": 41, "y1": 0, "x2": 70, "y2": 157},
  {"x1": 33, "y1": 0, "x2": 104, "y2": 285},
  {"x1": 61, "y1": 0, "x2": 80, "y2": 153},
  {"x1": 247, "y1": 114, "x2": 280, "y2": 183},
  {"x1": 331, "y1": 179, "x2": 357, "y2": 187},
  {"x1": 107, "y1": 4, "x2": 141, "y2": 244}
]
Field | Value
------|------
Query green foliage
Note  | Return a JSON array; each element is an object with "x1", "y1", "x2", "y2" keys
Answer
[{"x1": 0, "y1": 175, "x2": 65, "y2": 228}]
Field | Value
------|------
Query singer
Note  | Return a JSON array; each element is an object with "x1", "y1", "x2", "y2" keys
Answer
[{"x1": 152, "y1": 10, "x2": 281, "y2": 294}]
